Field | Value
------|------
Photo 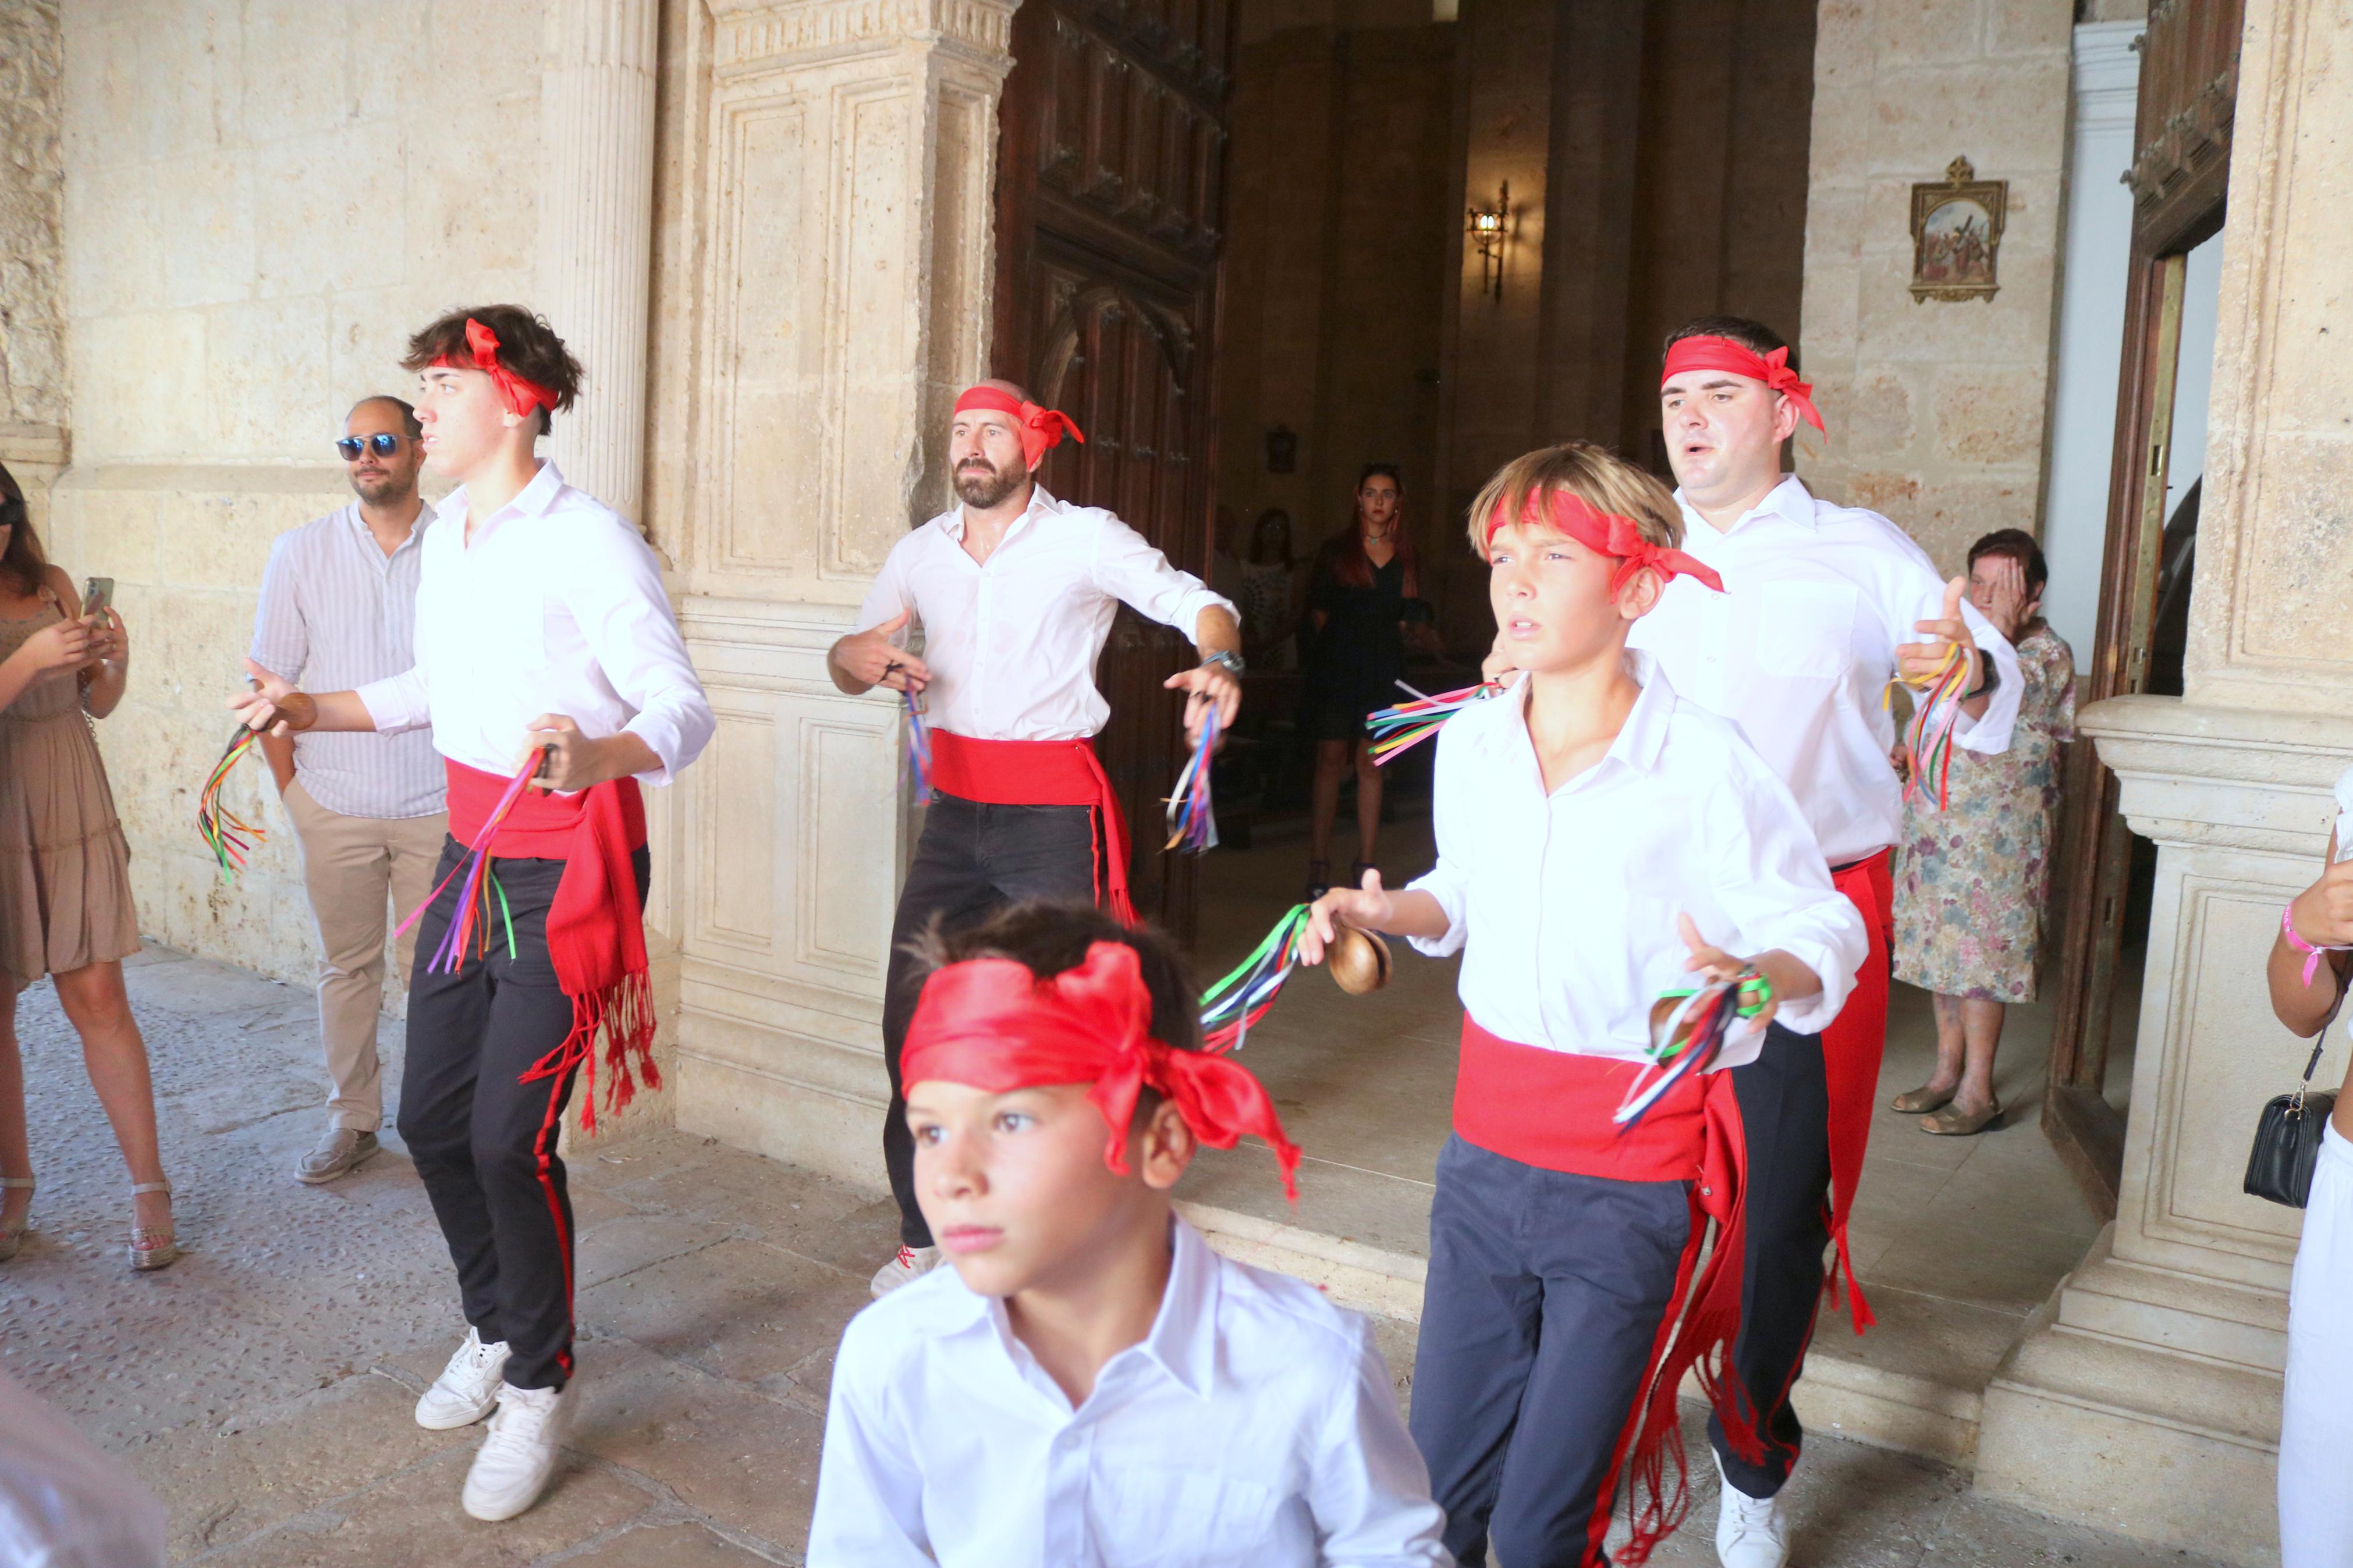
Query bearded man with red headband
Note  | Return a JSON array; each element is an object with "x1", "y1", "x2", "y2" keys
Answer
[
  {"x1": 1597, "y1": 317, "x2": 2018, "y2": 1567},
  {"x1": 828, "y1": 379, "x2": 1242, "y2": 1298},
  {"x1": 230, "y1": 305, "x2": 714, "y2": 1525}
]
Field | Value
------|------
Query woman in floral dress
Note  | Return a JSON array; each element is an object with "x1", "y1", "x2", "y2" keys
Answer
[{"x1": 1891, "y1": 529, "x2": 2075, "y2": 1135}]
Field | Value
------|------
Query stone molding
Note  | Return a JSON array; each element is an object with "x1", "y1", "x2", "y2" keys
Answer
[
  {"x1": 2074, "y1": 21, "x2": 2146, "y2": 136},
  {"x1": 714, "y1": 0, "x2": 1017, "y2": 74},
  {"x1": 2078, "y1": 694, "x2": 2353, "y2": 856},
  {"x1": 0, "y1": 419, "x2": 66, "y2": 467}
]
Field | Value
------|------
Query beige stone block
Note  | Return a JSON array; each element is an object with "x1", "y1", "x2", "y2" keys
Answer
[
  {"x1": 403, "y1": 94, "x2": 540, "y2": 280},
  {"x1": 70, "y1": 312, "x2": 208, "y2": 460},
  {"x1": 1872, "y1": 0, "x2": 1986, "y2": 71},
  {"x1": 1985, "y1": 0, "x2": 2077, "y2": 59},
  {"x1": 122, "y1": 2, "x2": 245, "y2": 165},
  {"x1": 57, "y1": 4, "x2": 140, "y2": 172},
  {"x1": 239, "y1": 0, "x2": 357, "y2": 146},
  {"x1": 1852, "y1": 244, "x2": 2059, "y2": 367},
  {"x1": 579, "y1": 1236, "x2": 871, "y2": 1407},
  {"x1": 208, "y1": 296, "x2": 333, "y2": 457},
  {"x1": 1809, "y1": 0, "x2": 1878, "y2": 92},
  {"x1": 154, "y1": 146, "x2": 257, "y2": 310},
  {"x1": 2231, "y1": 434, "x2": 2353, "y2": 670},
  {"x1": 158, "y1": 488, "x2": 324, "y2": 591},
  {"x1": 51, "y1": 483, "x2": 162, "y2": 582},
  {"x1": 254, "y1": 123, "x2": 410, "y2": 300},
  {"x1": 426, "y1": 0, "x2": 548, "y2": 85},
  {"x1": 61, "y1": 157, "x2": 161, "y2": 318},
  {"x1": 330, "y1": 283, "x2": 453, "y2": 411},
  {"x1": 1894, "y1": 474, "x2": 2041, "y2": 571},
  {"x1": 349, "y1": 0, "x2": 436, "y2": 123},
  {"x1": 1929, "y1": 365, "x2": 2047, "y2": 466},
  {"x1": 1840, "y1": 369, "x2": 1919, "y2": 458},
  {"x1": 1858, "y1": 61, "x2": 2071, "y2": 181}
]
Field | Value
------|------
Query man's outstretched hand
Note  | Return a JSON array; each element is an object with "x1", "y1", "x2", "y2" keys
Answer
[
  {"x1": 228, "y1": 657, "x2": 317, "y2": 737},
  {"x1": 1894, "y1": 577, "x2": 1981, "y2": 691},
  {"x1": 832, "y1": 610, "x2": 931, "y2": 695}
]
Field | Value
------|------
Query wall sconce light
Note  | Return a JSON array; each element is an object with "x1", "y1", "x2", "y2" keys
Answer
[
  {"x1": 1265, "y1": 424, "x2": 1297, "y2": 474},
  {"x1": 1466, "y1": 180, "x2": 1510, "y2": 300}
]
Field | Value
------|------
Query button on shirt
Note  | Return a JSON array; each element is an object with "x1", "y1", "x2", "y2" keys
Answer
[
  {"x1": 1407, "y1": 657, "x2": 1867, "y2": 1055},
  {"x1": 354, "y1": 463, "x2": 714, "y2": 787},
  {"x1": 853, "y1": 486, "x2": 1235, "y2": 741},
  {"x1": 1626, "y1": 477, "x2": 2021, "y2": 866},
  {"x1": 247, "y1": 504, "x2": 443, "y2": 819},
  {"x1": 810, "y1": 1216, "x2": 1450, "y2": 1567}
]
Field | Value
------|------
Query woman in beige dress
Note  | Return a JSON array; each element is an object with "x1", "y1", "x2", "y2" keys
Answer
[{"x1": 0, "y1": 462, "x2": 177, "y2": 1271}]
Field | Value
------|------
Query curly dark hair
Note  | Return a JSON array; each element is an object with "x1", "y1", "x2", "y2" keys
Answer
[
  {"x1": 400, "y1": 305, "x2": 583, "y2": 435},
  {"x1": 911, "y1": 900, "x2": 1203, "y2": 1055}
]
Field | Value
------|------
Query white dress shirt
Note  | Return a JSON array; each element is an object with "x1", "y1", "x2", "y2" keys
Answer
[
  {"x1": 853, "y1": 485, "x2": 1235, "y2": 741},
  {"x1": 1626, "y1": 476, "x2": 2021, "y2": 866},
  {"x1": 810, "y1": 1215, "x2": 1451, "y2": 1568},
  {"x1": 1407, "y1": 656, "x2": 1866, "y2": 1053},
  {"x1": 355, "y1": 462, "x2": 713, "y2": 787},
  {"x1": 248, "y1": 504, "x2": 444, "y2": 819}
]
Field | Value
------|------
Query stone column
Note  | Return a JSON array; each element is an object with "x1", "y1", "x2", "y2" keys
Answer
[
  {"x1": 537, "y1": 0, "x2": 660, "y2": 521},
  {"x1": 1974, "y1": 2, "x2": 2353, "y2": 1560}
]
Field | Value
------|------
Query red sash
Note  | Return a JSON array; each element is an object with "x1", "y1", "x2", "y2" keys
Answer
[
  {"x1": 1456, "y1": 1018, "x2": 1758, "y2": 1564},
  {"x1": 444, "y1": 761, "x2": 655, "y2": 1131},
  {"x1": 927, "y1": 730, "x2": 1136, "y2": 924},
  {"x1": 1821, "y1": 851, "x2": 1892, "y2": 1331}
]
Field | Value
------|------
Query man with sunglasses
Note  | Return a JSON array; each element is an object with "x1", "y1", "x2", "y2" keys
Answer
[{"x1": 247, "y1": 395, "x2": 447, "y2": 1185}]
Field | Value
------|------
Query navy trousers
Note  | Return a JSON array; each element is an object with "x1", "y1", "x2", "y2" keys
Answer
[
  {"x1": 878, "y1": 795, "x2": 1098, "y2": 1247},
  {"x1": 1409, "y1": 1135, "x2": 1694, "y2": 1568}
]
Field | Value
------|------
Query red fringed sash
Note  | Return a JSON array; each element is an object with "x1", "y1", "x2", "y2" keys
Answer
[
  {"x1": 1820, "y1": 850, "x2": 1892, "y2": 1331},
  {"x1": 927, "y1": 730, "x2": 1136, "y2": 925},
  {"x1": 444, "y1": 761, "x2": 655, "y2": 1133},
  {"x1": 1456, "y1": 1019, "x2": 1759, "y2": 1567}
]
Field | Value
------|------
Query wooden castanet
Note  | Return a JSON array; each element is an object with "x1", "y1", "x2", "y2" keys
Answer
[{"x1": 1328, "y1": 927, "x2": 1392, "y2": 995}]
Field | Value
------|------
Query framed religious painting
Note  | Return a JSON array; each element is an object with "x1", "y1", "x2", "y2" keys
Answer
[{"x1": 1910, "y1": 158, "x2": 2006, "y2": 303}]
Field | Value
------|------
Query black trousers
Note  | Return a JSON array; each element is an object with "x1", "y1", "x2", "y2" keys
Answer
[
  {"x1": 1708, "y1": 1021, "x2": 1833, "y2": 1499},
  {"x1": 1409, "y1": 1135, "x2": 1693, "y2": 1568},
  {"x1": 879, "y1": 795, "x2": 1097, "y2": 1247},
  {"x1": 397, "y1": 839, "x2": 652, "y2": 1392}
]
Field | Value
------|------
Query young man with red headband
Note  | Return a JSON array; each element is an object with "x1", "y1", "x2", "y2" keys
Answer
[
  {"x1": 1626, "y1": 317, "x2": 2021, "y2": 1567},
  {"x1": 230, "y1": 305, "x2": 714, "y2": 1524},
  {"x1": 828, "y1": 379, "x2": 1242, "y2": 1297},
  {"x1": 808, "y1": 899, "x2": 1448, "y2": 1565},
  {"x1": 1311, "y1": 442, "x2": 1866, "y2": 1568}
]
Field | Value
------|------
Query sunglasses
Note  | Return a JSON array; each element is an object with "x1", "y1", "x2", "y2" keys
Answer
[{"x1": 335, "y1": 433, "x2": 404, "y2": 461}]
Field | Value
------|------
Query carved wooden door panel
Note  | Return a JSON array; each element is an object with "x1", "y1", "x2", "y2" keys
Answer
[{"x1": 992, "y1": 0, "x2": 1232, "y2": 942}]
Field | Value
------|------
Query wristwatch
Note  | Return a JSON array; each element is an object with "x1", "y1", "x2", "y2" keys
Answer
[
  {"x1": 1201, "y1": 650, "x2": 1246, "y2": 678},
  {"x1": 1964, "y1": 656, "x2": 2000, "y2": 701}
]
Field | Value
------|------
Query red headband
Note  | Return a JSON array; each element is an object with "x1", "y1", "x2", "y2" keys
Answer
[
  {"x1": 953, "y1": 386, "x2": 1086, "y2": 469},
  {"x1": 903, "y1": 942, "x2": 1301, "y2": 1199},
  {"x1": 1486, "y1": 489, "x2": 1725, "y2": 596},
  {"x1": 434, "y1": 318, "x2": 561, "y2": 423},
  {"x1": 1661, "y1": 335, "x2": 1825, "y2": 435}
]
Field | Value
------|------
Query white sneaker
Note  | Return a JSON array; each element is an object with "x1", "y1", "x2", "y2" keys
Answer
[
  {"x1": 1714, "y1": 1455, "x2": 1791, "y2": 1568},
  {"x1": 414, "y1": 1327, "x2": 511, "y2": 1430},
  {"x1": 869, "y1": 1243, "x2": 943, "y2": 1298},
  {"x1": 460, "y1": 1380, "x2": 574, "y2": 1522}
]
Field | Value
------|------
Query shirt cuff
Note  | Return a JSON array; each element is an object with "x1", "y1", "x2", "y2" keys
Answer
[
  {"x1": 1765, "y1": 936, "x2": 1854, "y2": 1036},
  {"x1": 623, "y1": 712, "x2": 684, "y2": 788},
  {"x1": 1405, "y1": 869, "x2": 1468, "y2": 958},
  {"x1": 354, "y1": 673, "x2": 428, "y2": 736},
  {"x1": 1178, "y1": 588, "x2": 1239, "y2": 643}
]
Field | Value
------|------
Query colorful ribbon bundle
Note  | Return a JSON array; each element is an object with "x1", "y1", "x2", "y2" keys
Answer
[
  {"x1": 902, "y1": 686, "x2": 932, "y2": 798},
  {"x1": 1163, "y1": 705, "x2": 1220, "y2": 854},
  {"x1": 1364, "y1": 681, "x2": 1502, "y2": 766},
  {"x1": 1199, "y1": 903, "x2": 1312, "y2": 1054},
  {"x1": 1616, "y1": 971, "x2": 1773, "y2": 1130},
  {"x1": 1889, "y1": 640, "x2": 1972, "y2": 812},
  {"x1": 195, "y1": 729, "x2": 269, "y2": 878},
  {"x1": 395, "y1": 754, "x2": 541, "y2": 972}
]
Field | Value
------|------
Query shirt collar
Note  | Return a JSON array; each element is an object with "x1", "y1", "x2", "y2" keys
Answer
[
  {"x1": 938, "y1": 482, "x2": 1060, "y2": 544},
  {"x1": 441, "y1": 459, "x2": 568, "y2": 539},
  {"x1": 343, "y1": 501, "x2": 427, "y2": 556},
  {"x1": 1495, "y1": 651, "x2": 1679, "y2": 791},
  {"x1": 1673, "y1": 472, "x2": 1818, "y2": 541}
]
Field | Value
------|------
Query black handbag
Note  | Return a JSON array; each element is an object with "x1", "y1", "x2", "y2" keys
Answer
[{"x1": 2244, "y1": 1039, "x2": 2338, "y2": 1208}]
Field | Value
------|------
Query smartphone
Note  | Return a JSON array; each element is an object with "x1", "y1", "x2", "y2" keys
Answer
[{"x1": 81, "y1": 577, "x2": 114, "y2": 620}]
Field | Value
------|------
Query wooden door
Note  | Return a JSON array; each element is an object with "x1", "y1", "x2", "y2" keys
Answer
[
  {"x1": 992, "y1": 0, "x2": 1234, "y2": 942},
  {"x1": 2042, "y1": 0, "x2": 2241, "y2": 1218}
]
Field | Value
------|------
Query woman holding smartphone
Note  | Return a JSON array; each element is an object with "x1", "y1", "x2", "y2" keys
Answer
[{"x1": 0, "y1": 461, "x2": 177, "y2": 1272}]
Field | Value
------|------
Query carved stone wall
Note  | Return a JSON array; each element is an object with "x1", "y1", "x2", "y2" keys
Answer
[{"x1": 0, "y1": 0, "x2": 65, "y2": 436}]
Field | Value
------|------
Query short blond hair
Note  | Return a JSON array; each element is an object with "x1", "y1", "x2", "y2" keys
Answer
[{"x1": 1465, "y1": 442, "x2": 1683, "y2": 561}]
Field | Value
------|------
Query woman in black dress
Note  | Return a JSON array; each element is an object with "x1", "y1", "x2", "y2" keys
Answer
[{"x1": 1298, "y1": 464, "x2": 1426, "y2": 897}]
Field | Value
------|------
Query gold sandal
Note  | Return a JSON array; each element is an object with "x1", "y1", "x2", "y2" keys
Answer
[
  {"x1": 1890, "y1": 1085, "x2": 1954, "y2": 1114},
  {"x1": 0, "y1": 1176, "x2": 32, "y2": 1263},
  {"x1": 1921, "y1": 1100, "x2": 2001, "y2": 1136},
  {"x1": 129, "y1": 1180, "x2": 180, "y2": 1272}
]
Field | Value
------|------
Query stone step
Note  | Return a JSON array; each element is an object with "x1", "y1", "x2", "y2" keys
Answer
[{"x1": 1179, "y1": 1198, "x2": 1985, "y2": 1469}]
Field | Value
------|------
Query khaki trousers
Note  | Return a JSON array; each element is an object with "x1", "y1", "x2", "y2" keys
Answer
[{"x1": 283, "y1": 778, "x2": 448, "y2": 1132}]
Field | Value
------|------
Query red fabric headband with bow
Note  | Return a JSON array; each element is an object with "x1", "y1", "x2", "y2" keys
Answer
[
  {"x1": 434, "y1": 318, "x2": 561, "y2": 422},
  {"x1": 903, "y1": 941, "x2": 1302, "y2": 1200},
  {"x1": 1660, "y1": 334, "x2": 1826, "y2": 435},
  {"x1": 1486, "y1": 488, "x2": 1725, "y2": 596},
  {"x1": 953, "y1": 386, "x2": 1087, "y2": 469}
]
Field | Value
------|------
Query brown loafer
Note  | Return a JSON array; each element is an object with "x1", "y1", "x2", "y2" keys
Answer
[
  {"x1": 1921, "y1": 1100, "x2": 2001, "y2": 1136},
  {"x1": 1890, "y1": 1085, "x2": 1954, "y2": 1114}
]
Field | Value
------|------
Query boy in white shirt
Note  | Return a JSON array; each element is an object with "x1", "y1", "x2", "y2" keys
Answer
[
  {"x1": 1301, "y1": 442, "x2": 1866, "y2": 1568},
  {"x1": 810, "y1": 902, "x2": 1451, "y2": 1567}
]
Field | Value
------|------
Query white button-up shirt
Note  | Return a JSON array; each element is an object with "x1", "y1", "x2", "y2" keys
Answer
[
  {"x1": 810, "y1": 1216, "x2": 1451, "y2": 1567},
  {"x1": 354, "y1": 462, "x2": 713, "y2": 787},
  {"x1": 853, "y1": 486, "x2": 1234, "y2": 741},
  {"x1": 1626, "y1": 477, "x2": 2021, "y2": 866},
  {"x1": 1407, "y1": 656, "x2": 1866, "y2": 1053},
  {"x1": 247, "y1": 503, "x2": 444, "y2": 819}
]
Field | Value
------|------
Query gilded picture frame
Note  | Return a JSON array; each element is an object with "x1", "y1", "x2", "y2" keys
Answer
[{"x1": 1910, "y1": 157, "x2": 2006, "y2": 303}]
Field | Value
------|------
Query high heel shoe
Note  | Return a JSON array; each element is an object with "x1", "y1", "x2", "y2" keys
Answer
[
  {"x1": 129, "y1": 1180, "x2": 179, "y2": 1272},
  {"x1": 0, "y1": 1176, "x2": 31, "y2": 1263}
]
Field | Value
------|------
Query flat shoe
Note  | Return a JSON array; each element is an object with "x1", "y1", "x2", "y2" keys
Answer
[
  {"x1": 1890, "y1": 1085, "x2": 1954, "y2": 1114},
  {"x1": 1921, "y1": 1100, "x2": 2000, "y2": 1136}
]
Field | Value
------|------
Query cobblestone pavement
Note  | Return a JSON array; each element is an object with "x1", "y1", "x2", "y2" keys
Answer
[{"x1": 1, "y1": 945, "x2": 2236, "y2": 1566}]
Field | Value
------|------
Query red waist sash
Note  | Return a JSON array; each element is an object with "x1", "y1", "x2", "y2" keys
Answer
[
  {"x1": 1456, "y1": 1017, "x2": 1756, "y2": 1562},
  {"x1": 444, "y1": 760, "x2": 655, "y2": 1131},
  {"x1": 1820, "y1": 849, "x2": 1892, "y2": 1332},
  {"x1": 927, "y1": 731, "x2": 1135, "y2": 924}
]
